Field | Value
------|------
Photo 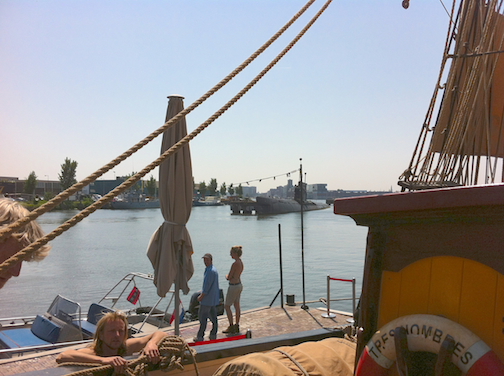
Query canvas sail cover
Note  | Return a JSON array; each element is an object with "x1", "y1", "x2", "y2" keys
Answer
[{"x1": 213, "y1": 338, "x2": 355, "y2": 376}]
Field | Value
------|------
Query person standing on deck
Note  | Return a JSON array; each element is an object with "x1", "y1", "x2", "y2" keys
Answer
[
  {"x1": 194, "y1": 253, "x2": 220, "y2": 342},
  {"x1": 0, "y1": 198, "x2": 51, "y2": 289},
  {"x1": 222, "y1": 245, "x2": 244, "y2": 334}
]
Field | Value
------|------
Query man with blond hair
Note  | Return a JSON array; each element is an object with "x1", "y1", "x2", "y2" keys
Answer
[
  {"x1": 0, "y1": 198, "x2": 51, "y2": 289},
  {"x1": 57, "y1": 311, "x2": 167, "y2": 373}
]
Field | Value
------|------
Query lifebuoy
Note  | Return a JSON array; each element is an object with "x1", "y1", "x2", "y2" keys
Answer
[{"x1": 355, "y1": 314, "x2": 504, "y2": 376}]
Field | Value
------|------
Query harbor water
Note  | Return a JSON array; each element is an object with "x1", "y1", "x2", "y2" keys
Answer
[{"x1": 0, "y1": 204, "x2": 367, "y2": 319}]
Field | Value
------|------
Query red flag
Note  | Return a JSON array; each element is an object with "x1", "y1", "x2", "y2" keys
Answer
[
  {"x1": 127, "y1": 287, "x2": 140, "y2": 304},
  {"x1": 169, "y1": 300, "x2": 185, "y2": 324}
]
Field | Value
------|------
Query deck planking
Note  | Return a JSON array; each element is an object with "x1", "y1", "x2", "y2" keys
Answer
[{"x1": 0, "y1": 305, "x2": 352, "y2": 376}]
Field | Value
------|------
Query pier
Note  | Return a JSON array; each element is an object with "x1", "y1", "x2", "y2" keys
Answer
[{"x1": 0, "y1": 305, "x2": 353, "y2": 376}]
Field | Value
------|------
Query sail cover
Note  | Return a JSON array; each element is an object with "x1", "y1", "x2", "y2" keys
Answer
[{"x1": 213, "y1": 338, "x2": 356, "y2": 376}]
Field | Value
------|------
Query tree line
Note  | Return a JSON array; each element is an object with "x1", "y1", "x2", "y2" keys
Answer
[
  {"x1": 196, "y1": 178, "x2": 243, "y2": 197},
  {"x1": 23, "y1": 157, "x2": 78, "y2": 200},
  {"x1": 21, "y1": 158, "x2": 243, "y2": 202}
]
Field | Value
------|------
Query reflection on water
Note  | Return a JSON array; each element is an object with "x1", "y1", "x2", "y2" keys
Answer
[{"x1": 0, "y1": 206, "x2": 367, "y2": 318}]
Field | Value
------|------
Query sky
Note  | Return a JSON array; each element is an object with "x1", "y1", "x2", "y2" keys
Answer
[{"x1": 0, "y1": 0, "x2": 453, "y2": 193}]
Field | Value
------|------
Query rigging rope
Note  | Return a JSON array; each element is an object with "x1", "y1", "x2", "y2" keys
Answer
[
  {"x1": 400, "y1": 0, "x2": 457, "y2": 188},
  {"x1": 0, "y1": 0, "x2": 333, "y2": 273},
  {"x1": 0, "y1": 0, "x2": 317, "y2": 244},
  {"x1": 60, "y1": 335, "x2": 199, "y2": 376},
  {"x1": 400, "y1": 0, "x2": 504, "y2": 190}
]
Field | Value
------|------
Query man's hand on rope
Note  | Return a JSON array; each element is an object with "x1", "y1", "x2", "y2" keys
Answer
[
  {"x1": 101, "y1": 356, "x2": 128, "y2": 374},
  {"x1": 142, "y1": 340, "x2": 161, "y2": 364}
]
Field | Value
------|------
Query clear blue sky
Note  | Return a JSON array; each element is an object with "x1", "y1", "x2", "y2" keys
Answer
[{"x1": 0, "y1": 0, "x2": 452, "y2": 193}]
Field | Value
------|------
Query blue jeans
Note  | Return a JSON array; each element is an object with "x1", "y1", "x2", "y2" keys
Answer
[{"x1": 197, "y1": 305, "x2": 217, "y2": 340}]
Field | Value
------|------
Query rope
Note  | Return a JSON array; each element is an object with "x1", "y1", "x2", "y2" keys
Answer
[
  {"x1": 271, "y1": 349, "x2": 309, "y2": 376},
  {"x1": 0, "y1": 0, "x2": 332, "y2": 273},
  {"x1": 0, "y1": 1, "x2": 319, "y2": 244},
  {"x1": 0, "y1": 0, "x2": 316, "y2": 243},
  {"x1": 60, "y1": 335, "x2": 199, "y2": 376},
  {"x1": 399, "y1": 0, "x2": 504, "y2": 189},
  {"x1": 400, "y1": 0, "x2": 457, "y2": 185}
]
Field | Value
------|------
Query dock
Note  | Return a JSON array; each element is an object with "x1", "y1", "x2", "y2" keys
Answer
[{"x1": 0, "y1": 304, "x2": 353, "y2": 376}]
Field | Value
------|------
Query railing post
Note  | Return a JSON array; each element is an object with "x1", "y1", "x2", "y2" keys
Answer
[
  {"x1": 352, "y1": 277, "x2": 356, "y2": 325},
  {"x1": 322, "y1": 275, "x2": 335, "y2": 318}
]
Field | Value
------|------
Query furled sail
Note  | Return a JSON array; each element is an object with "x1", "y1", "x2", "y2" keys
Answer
[{"x1": 399, "y1": 0, "x2": 504, "y2": 190}]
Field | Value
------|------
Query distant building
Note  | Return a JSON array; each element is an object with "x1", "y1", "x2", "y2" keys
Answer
[
  {"x1": 89, "y1": 178, "x2": 124, "y2": 196},
  {"x1": 258, "y1": 178, "x2": 391, "y2": 200},
  {"x1": 241, "y1": 186, "x2": 257, "y2": 198},
  {"x1": 0, "y1": 176, "x2": 60, "y2": 197},
  {"x1": 326, "y1": 189, "x2": 392, "y2": 199},
  {"x1": 307, "y1": 184, "x2": 328, "y2": 199}
]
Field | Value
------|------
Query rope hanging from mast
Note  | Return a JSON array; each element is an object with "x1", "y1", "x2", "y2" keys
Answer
[
  {"x1": 399, "y1": 0, "x2": 504, "y2": 191},
  {"x1": 0, "y1": 0, "x2": 333, "y2": 274}
]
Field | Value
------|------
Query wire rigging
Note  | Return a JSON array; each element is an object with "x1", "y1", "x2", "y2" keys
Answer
[{"x1": 232, "y1": 169, "x2": 300, "y2": 187}]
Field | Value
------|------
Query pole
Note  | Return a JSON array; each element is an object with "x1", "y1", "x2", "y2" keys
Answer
[
  {"x1": 322, "y1": 275, "x2": 336, "y2": 318},
  {"x1": 352, "y1": 277, "x2": 356, "y2": 326},
  {"x1": 174, "y1": 244, "x2": 183, "y2": 336},
  {"x1": 300, "y1": 158, "x2": 308, "y2": 310},
  {"x1": 279, "y1": 224, "x2": 284, "y2": 308}
]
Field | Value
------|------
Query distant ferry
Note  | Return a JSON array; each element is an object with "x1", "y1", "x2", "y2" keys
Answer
[
  {"x1": 192, "y1": 196, "x2": 223, "y2": 207},
  {"x1": 109, "y1": 193, "x2": 160, "y2": 209}
]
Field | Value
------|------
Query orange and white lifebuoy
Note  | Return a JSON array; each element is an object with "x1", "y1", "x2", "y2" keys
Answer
[{"x1": 355, "y1": 314, "x2": 504, "y2": 376}]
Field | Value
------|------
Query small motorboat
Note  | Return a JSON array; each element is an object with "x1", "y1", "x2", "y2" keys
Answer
[{"x1": 0, "y1": 272, "x2": 175, "y2": 358}]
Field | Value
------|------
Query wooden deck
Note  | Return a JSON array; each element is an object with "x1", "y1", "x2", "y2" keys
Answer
[{"x1": 0, "y1": 304, "x2": 353, "y2": 376}]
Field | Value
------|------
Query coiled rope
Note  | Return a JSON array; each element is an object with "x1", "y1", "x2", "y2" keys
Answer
[
  {"x1": 0, "y1": 0, "x2": 332, "y2": 274},
  {"x1": 60, "y1": 335, "x2": 199, "y2": 376}
]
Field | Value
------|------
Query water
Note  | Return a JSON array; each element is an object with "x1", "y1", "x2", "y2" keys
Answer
[{"x1": 0, "y1": 205, "x2": 367, "y2": 318}]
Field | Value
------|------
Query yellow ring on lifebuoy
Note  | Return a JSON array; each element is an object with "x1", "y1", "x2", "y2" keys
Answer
[{"x1": 355, "y1": 314, "x2": 504, "y2": 376}]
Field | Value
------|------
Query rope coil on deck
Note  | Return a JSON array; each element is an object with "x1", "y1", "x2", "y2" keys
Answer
[{"x1": 60, "y1": 335, "x2": 199, "y2": 376}]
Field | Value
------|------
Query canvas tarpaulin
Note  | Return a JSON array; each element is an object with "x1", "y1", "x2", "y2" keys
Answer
[{"x1": 213, "y1": 337, "x2": 355, "y2": 376}]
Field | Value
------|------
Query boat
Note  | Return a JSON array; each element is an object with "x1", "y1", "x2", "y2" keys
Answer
[
  {"x1": 333, "y1": 184, "x2": 504, "y2": 376},
  {"x1": 4, "y1": 0, "x2": 504, "y2": 375},
  {"x1": 253, "y1": 196, "x2": 329, "y2": 214},
  {"x1": 331, "y1": 0, "x2": 504, "y2": 374},
  {"x1": 0, "y1": 273, "x2": 175, "y2": 358},
  {"x1": 192, "y1": 196, "x2": 223, "y2": 207},
  {"x1": 109, "y1": 193, "x2": 160, "y2": 209},
  {"x1": 253, "y1": 179, "x2": 329, "y2": 215}
]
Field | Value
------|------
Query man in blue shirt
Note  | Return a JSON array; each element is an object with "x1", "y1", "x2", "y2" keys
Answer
[{"x1": 195, "y1": 253, "x2": 220, "y2": 341}]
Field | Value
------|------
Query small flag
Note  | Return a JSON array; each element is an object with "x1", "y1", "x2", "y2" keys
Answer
[
  {"x1": 169, "y1": 300, "x2": 185, "y2": 325},
  {"x1": 127, "y1": 287, "x2": 140, "y2": 305}
]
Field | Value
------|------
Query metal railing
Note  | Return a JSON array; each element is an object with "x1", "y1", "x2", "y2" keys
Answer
[{"x1": 321, "y1": 276, "x2": 356, "y2": 321}]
